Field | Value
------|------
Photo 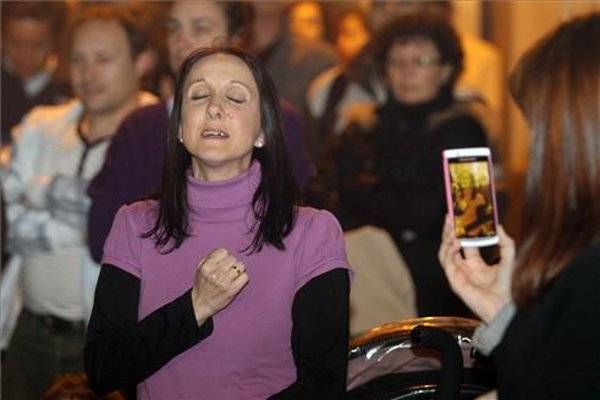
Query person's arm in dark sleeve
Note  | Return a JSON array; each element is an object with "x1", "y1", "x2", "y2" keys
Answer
[
  {"x1": 87, "y1": 119, "x2": 135, "y2": 263},
  {"x1": 88, "y1": 105, "x2": 168, "y2": 263},
  {"x1": 85, "y1": 264, "x2": 213, "y2": 396},
  {"x1": 280, "y1": 100, "x2": 314, "y2": 189},
  {"x1": 269, "y1": 268, "x2": 350, "y2": 399}
]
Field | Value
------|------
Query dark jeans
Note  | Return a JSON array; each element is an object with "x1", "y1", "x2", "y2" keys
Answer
[{"x1": 1, "y1": 309, "x2": 85, "y2": 399}]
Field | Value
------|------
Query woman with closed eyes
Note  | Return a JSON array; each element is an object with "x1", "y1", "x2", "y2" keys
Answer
[{"x1": 85, "y1": 47, "x2": 351, "y2": 400}]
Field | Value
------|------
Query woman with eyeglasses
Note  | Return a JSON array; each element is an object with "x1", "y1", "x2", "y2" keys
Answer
[{"x1": 306, "y1": 12, "x2": 488, "y2": 318}]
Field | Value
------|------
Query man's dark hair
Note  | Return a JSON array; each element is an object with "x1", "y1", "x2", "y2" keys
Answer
[
  {"x1": 2, "y1": 1, "x2": 67, "y2": 38},
  {"x1": 220, "y1": 2, "x2": 255, "y2": 48},
  {"x1": 69, "y1": 4, "x2": 151, "y2": 59}
]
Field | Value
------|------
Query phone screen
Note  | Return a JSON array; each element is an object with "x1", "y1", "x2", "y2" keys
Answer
[{"x1": 447, "y1": 155, "x2": 497, "y2": 240}]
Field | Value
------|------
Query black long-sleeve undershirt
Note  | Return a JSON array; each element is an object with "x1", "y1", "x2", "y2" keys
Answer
[
  {"x1": 269, "y1": 268, "x2": 349, "y2": 399},
  {"x1": 85, "y1": 264, "x2": 349, "y2": 398}
]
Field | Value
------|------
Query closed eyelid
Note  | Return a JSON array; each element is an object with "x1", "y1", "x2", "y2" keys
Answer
[
  {"x1": 226, "y1": 82, "x2": 256, "y2": 101},
  {"x1": 190, "y1": 92, "x2": 209, "y2": 100},
  {"x1": 226, "y1": 96, "x2": 245, "y2": 104},
  {"x1": 225, "y1": 87, "x2": 248, "y2": 100},
  {"x1": 187, "y1": 82, "x2": 210, "y2": 100}
]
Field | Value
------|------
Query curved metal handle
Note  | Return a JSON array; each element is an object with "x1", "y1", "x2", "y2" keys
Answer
[{"x1": 411, "y1": 325, "x2": 463, "y2": 400}]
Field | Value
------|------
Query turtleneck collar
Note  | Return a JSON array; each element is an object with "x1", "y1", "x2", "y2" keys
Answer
[{"x1": 186, "y1": 161, "x2": 261, "y2": 222}]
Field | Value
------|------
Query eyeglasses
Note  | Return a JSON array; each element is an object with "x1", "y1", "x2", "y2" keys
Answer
[{"x1": 387, "y1": 54, "x2": 441, "y2": 69}]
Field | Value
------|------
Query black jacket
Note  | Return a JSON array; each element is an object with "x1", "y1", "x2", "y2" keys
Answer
[
  {"x1": 306, "y1": 92, "x2": 488, "y2": 316},
  {"x1": 493, "y1": 243, "x2": 600, "y2": 399}
]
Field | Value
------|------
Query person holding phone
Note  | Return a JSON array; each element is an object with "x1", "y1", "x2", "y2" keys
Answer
[
  {"x1": 85, "y1": 47, "x2": 351, "y2": 399},
  {"x1": 439, "y1": 12, "x2": 600, "y2": 399}
]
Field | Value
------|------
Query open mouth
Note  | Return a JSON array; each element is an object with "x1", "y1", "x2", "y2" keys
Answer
[{"x1": 201, "y1": 129, "x2": 230, "y2": 139}]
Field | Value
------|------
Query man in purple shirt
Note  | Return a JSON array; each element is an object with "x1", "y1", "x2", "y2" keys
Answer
[{"x1": 87, "y1": 0, "x2": 313, "y2": 263}]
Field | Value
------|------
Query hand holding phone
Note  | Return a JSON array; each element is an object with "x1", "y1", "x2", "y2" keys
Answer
[
  {"x1": 443, "y1": 147, "x2": 499, "y2": 247},
  {"x1": 438, "y1": 215, "x2": 515, "y2": 323}
]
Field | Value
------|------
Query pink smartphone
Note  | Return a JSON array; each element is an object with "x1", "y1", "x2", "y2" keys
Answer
[{"x1": 443, "y1": 147, "x2": 499, "y2": 247}]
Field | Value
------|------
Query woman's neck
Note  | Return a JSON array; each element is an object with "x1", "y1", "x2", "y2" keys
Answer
[
  {"x1": 191, "y1": 158, "x2": 253, "y2": 182},
  {"x1": 386, "y1": 89, "x2": 454, "y2": 114},
  {"x1": 185, "y1": 161, "x2": 261, "y2": 221}
]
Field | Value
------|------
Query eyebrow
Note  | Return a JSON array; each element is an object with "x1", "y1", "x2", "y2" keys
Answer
[
  {"x1": 186, "y1": 78, "x2": 254, "y2": 92},
  {"x1": 187, "y1": 78, "x2": 206, "y2": 86},
  {"x1": 229, "y1": 80, "x2": 253, "y2": 92}
]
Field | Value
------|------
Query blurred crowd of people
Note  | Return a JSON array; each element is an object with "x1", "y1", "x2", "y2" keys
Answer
[{"x1": 0, "y1": 0, "x2": 517, "y2": 398}]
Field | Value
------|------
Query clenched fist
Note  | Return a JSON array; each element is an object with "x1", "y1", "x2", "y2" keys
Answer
[{"x1": 190, "y1": 248, "x2": 249, "y2": 325}]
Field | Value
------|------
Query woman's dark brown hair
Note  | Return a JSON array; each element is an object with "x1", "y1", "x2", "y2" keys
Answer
[
  {"x1": 371, "y1": 12, "x2": 463, "y2": 97},
  {"x1": 510, "y1": 12, "x2": 600, "y2": 306},
  {"x1": 144, "y1": 47, "x2": 298, "y2": 254}
]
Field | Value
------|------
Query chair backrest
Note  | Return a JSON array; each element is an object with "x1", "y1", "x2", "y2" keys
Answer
[{"x1": 345, "y1": 225, "x2": 417, "y2": 337}]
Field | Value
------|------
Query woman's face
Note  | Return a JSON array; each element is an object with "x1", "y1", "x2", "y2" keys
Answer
[
  {"x1": 166, "y1": 0, "x2": 229, "y2": 73},
  {"x1": 179, "y1": 53, "x2": 263, "y2": 181},
  {"x1": 385, "y1": 38, "x2": 452, "y2": 105},
  {"x1": 288, "y1": 1, "x2": 324, "y2": 42},
  {"x1": 336, "y1": 13, "x2": 370, "y2": 63}
]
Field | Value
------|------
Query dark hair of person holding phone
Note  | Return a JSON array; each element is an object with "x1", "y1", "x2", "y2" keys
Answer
[
  {"x1": 438, "y1": 12, "x2": 600, "y2": 399},
  {"x1": 84, "y1": 47, "x2": 351, "y2": 399}
]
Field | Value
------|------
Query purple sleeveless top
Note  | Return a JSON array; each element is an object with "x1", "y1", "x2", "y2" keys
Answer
[{"x1": 103, "y1": 162, "x2": 349, "y2": 399}]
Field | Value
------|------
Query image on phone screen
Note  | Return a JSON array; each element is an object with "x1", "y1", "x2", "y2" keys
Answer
[{"x1": 443, "y1": 148, "x2": 499, "y2": 246}]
